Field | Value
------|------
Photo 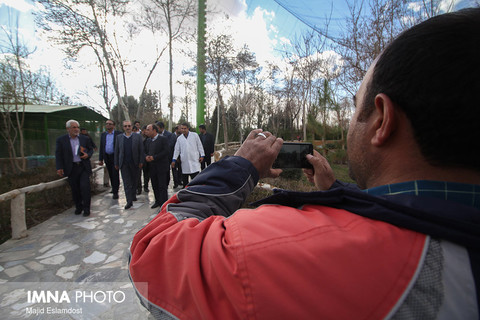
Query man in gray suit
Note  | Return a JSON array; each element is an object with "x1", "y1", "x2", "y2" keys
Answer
[{"x1": 115, "y1": 120, "x2": 144, "y2": 209}]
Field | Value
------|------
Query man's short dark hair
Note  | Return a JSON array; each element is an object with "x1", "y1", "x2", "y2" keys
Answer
[
  {"x1": 361, "y1": 8, "x2": 480, "y2": 170},
  {"x1": 199, "y1": 124, "x2": 206, "y2": 130},
  {"x1": 157, "y1": 122, "x2": 165, "y2": 129},
  {"x1": 134, "y1": 120, "x2": 140, "y2": 125},
  {"x1": 181, "y1": 122, "x2": 189, "y2": 128},
  {"x1": 151, "y1": 124, "x2": 159, "y2": 132}
]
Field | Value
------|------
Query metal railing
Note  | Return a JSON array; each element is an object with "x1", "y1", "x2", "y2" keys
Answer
[{"x1": 0, "y1": 165, "x2": 105, "y2": 240}]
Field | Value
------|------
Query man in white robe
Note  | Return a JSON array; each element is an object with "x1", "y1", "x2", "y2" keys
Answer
[{"x1": 171, "y1": 123, "x2": 205, "y2": 188}]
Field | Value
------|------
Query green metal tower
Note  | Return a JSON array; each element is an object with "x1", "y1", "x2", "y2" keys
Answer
[{"x1": 196, "y1": 0, "x2": 207, "y2": 127}]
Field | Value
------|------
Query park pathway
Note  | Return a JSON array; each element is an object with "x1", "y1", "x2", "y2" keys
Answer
[{"x1": 0, "y1": 175, "x2": 175, "y2": 319}]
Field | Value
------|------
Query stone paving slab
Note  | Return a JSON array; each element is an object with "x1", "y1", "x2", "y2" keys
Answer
[{"x1": 0, "y1": 180, "x2": 174, "y2": 319}]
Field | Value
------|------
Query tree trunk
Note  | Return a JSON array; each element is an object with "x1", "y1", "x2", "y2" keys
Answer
[{"x1": 217, "y1": 84, "x2": 228, "y2": 150}]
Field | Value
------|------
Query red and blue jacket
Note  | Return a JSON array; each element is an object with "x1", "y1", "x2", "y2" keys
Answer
[{"x1": 129, "y1": 156, "x2": 480, "y2": 319}]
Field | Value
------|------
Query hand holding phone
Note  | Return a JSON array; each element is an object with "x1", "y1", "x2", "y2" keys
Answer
[
  {"x1": 273, "y1": 142, "x2": 313, "y2": 169},
  {"x1": 303, "y1": 150, "x2": 336, "y2": 190}
]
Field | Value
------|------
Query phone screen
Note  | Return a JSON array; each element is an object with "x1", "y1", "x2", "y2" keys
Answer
[{"x1": 273, "y1": 142, "x2": 313, "y2": 169}]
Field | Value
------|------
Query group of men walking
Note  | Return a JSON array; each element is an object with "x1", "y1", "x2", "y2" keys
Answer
[{"x1": 56, "y1": 118, "x2": 214, "y2": 215}]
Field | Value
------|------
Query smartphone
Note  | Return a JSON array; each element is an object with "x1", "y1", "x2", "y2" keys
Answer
[{"x1": 273, "y1": 142, "x2": 313, "y2": 169}]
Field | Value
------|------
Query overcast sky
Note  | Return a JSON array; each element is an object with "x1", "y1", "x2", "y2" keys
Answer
[{"x1": 0, "y1": 0, "x2": 477, "y2": 124}]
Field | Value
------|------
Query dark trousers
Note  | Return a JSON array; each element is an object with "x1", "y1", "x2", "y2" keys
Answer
[
  {"x1": 150, "y1": 166, "x2": 169, "y2": 205},
  {"x1": 137, "y1": 164, "x2": 149, "y2": 192},
  {"x1": 173, "y1": 161, "x2": 182, "y2": 186},
  {"x1": 143, "y1": 163, "x2": 150, "y2": 189},
  {"x1": 120, "y1": 162, "x2": 139, "y2": 204},
  {"x1": 182, "y1": 172, "x2": 198, "y2": 188},
  {"x1": 104, "y1": 153, "x2": 119, "y2": 194},
  {"x1": 201, "y1": 155, "x2": 212, "y2": 170},
  {"x1": 68, "y1": 162, "x2": 91, "y2": 210}
]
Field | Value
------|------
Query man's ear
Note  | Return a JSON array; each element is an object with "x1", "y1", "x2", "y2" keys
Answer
[{"x1": 370, "y1": 93, "x2": 397, "y2": 147}]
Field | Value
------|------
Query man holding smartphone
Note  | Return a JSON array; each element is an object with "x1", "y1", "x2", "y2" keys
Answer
[{"x1": 129, "y1": 9, "x2": 480, "y2": 319}]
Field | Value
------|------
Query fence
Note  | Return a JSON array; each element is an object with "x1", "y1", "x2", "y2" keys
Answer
[{"x1": 0, "y1": 165, "x2": 105, "y2": 240}]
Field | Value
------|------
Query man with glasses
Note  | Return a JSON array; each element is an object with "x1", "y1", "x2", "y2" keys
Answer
[
  {"x1": 115, "y1": 120, "x2": 144, "y2": 209},
  {"x1": 99, "y1": 120, "x2": 121, "y2": 199},
  {"x1": 55, "y1": 119, "x2": 94, "y2": 217}
]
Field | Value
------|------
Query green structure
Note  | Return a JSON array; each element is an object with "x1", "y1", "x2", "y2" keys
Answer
[
  {"x1": 196, "y1": 0, "x2": 207, "y2": 127},
  {"x1": 0, "y1": 105, "x2": 107, "y2": 158}
]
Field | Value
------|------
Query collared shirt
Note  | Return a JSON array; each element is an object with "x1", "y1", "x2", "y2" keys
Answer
[
  {"x1": 69, "y1": 136, "x2": 81, "y2": 162},
  {"x1": 105, "y1": 131, "x2": 115, "y2": 154},
  {"x1": 365, "y1": 180, "x2": 480, "y2": 210},
  {"x1": 151, "y1": 133, "x2": 159, "y2": 142}
]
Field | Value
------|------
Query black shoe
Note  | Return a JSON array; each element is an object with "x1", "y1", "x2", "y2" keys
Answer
[
  {"x1": 150, "y1": 203, "x2": 160, "y2": 209},
  {"x1": 113, "y1": 193, "x2": 119, "y2": 199},
  {"x1": 136, "y1": 189, "x2": 142, "y2": 195},
  {"x1": 83, "y1": 210, "x2": 90, "y2": 217},
  {"x1": 125, "y1": 202, "x2": 133, "y2": 209},
  {"x1": 75, "y1": 208, "x2": 82, "y2": 215},
  {"x1": 133, "y1": 197, "x2": 138, "y2": 201},
  {"x1": 144, "y1": 187, "x2": 149, "y2": 192}
]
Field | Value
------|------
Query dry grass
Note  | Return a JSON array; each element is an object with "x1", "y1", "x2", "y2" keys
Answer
[
  {"x1": 217, "y1": 146, "x2": 355, "y2": 208},
  {"x1": 244, "y1": 165, "x2": 355, "y2": 208}
]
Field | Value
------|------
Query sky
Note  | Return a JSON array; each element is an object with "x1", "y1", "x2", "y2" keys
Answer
[{"x1": 0, "y1": 0, "x2": 478, "y2": 124}]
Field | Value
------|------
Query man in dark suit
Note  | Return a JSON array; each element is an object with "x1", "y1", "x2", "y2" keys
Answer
[
  {"x1": 199, "y1": 124, "x2": 215, "y2": 170},
  {"x1": 171, "y1": 125, "x2": 182, "y2": 188},
  {"x1": 114, "y1": 120, "x2": 144, "y2": 210},
  {"x1": 98, "y1": 119, "x2": 122, "y2": 199},
  {"x1": 55, "y1": 119, "x2": 94, "y2": 217},
  {"x1": 144, "y1": 124, "x2": 170, "y2": 209},
  {"x1": 156, "y1": 121, "x2": 176, "y2": 186}
]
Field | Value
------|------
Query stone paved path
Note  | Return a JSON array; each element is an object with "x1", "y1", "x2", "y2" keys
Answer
[{"x1": 0, "y1": 176, "x2": 175, "y2": 319}]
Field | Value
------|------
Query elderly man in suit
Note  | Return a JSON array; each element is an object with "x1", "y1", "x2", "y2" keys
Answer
[
  {"x1": 115, "y1": 120, "x2": 144, "y2": 209},
  {"x1": 55, "y1": 119, "x2": 94, "y2": 217},
  {"x1": 98, "y1": 119, "x2": 122, "y2": 199},
  {"x1": 144, "y1": 124, "x2": 170, "y2": 209}
]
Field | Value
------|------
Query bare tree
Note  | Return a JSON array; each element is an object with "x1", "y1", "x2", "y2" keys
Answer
[
  {"x1": 133, "y1": 4, "x2": 170, "y2": 120},
  {"x1": 289, "y1": 30, "x2": 328, "y2": 140},
  {"x1": 327, "y1": 0, "x2": 458, "y2": 97},
  {"x1": 177, "y1": 78, "x2": 195, "y2": 124},
  {"x1": 0, "y1": 18, "x2": 64, "y2": 172},
  {"x1": 334, "y1": 97, "x2": 353, "y2": 150},
  {"x1": 35, "y1": 0, "x2": 131, "y2": 121},
  {"x1": 143, "y1": 0, "x2": 197, "y2": 131},
  {"x1": 206, "y1": 33, "x2": 235, "y2": 149},
  {"x1": 232, "y1": 45, "x2": 259, "y2": 142}
]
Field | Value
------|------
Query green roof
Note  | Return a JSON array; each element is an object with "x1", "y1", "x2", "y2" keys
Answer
[{"x1": 2, "y1": 104, "x2": 84, "y2": 113}]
